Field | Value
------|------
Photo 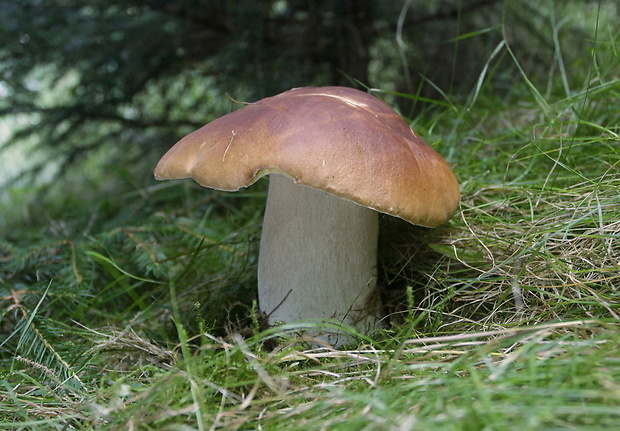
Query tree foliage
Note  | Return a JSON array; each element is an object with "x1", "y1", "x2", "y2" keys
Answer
[{"x1": 0, "y1": 0, "x2": 613, "y2": 191}]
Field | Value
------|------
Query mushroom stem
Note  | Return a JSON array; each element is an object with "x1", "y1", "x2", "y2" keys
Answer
[{"x1": 258, "y1": 174, "x2": 380, "y2": 345}]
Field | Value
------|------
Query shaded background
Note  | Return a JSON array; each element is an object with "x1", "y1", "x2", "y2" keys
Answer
[{"x1": 1, "y1": 0, "x2": 611, "y2": 215}]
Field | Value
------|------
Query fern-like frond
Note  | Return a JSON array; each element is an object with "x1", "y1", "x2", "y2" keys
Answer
[{"x1": 2, "y1": 282, "x2": 83, "y2": 394}]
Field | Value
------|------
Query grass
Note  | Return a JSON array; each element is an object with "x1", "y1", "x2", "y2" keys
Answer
[{"x1": 1, "y1": 5, "x2": 619, "y2": 430}]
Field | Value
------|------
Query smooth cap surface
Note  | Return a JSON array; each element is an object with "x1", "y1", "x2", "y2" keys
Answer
[{"x1": 154, "y1": 86, "x2": 460, "y2": 227}]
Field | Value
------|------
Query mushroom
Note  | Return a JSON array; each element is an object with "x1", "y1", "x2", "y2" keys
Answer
[{"x1": 154, "y1": 86, "x2": 460, "y2": 346}]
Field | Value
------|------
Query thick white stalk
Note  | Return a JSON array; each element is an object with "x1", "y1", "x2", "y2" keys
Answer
[{"x1": 258, "y1": 174, "x2": 380, "y2": 346}]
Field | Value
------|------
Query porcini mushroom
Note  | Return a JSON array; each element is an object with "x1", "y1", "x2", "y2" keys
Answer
[{"x1": 154, "y1": 86, "x2": 459, "y2": 346}]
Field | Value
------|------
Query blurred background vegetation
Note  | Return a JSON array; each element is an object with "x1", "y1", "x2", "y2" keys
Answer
[{"x1": 1, "y1": 0, "x2": 614, "y2": 217}]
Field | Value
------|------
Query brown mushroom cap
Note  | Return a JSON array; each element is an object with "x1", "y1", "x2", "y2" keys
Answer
[{"x1": 154, "y1": 86, "x2": 460, "y2": 227}]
